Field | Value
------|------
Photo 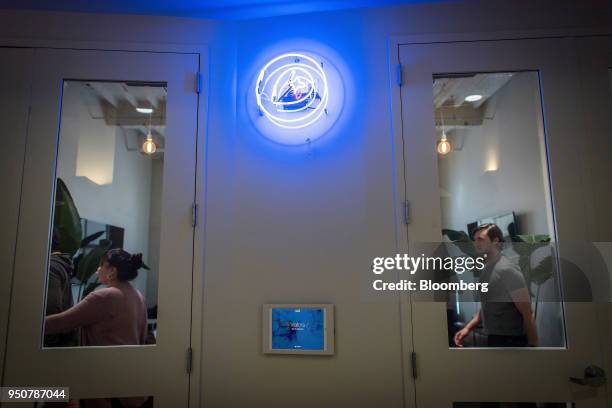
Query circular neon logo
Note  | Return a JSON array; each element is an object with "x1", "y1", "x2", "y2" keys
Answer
[{"x1": 255, "y1": 53, "x2": 329, "y2": 130}]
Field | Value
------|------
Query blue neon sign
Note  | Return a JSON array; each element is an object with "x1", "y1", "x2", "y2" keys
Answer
[{"x1": 255, "y1": 53, "x2": 329, "y2": 130}]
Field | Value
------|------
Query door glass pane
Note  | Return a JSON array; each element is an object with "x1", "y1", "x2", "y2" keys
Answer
[
  {"x1": 42, "y1": 80, "x2": 165, "y2": 348},
  {"x1": 432, "y1": 72, "x2": 565, "y2": 348}
]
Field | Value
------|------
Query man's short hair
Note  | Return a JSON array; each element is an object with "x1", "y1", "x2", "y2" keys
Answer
[{"x1": 472, "y1": 223, "x2": 505, "y2": 243}]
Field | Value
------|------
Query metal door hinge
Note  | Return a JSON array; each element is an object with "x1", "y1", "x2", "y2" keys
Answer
[
  {"x1": 411, "y1": 351, "x2": 417, "y2": 379},
  {"x1": 396, "y1": 64, "x2": 402, "y2": 87},
  {"x1": 187, "y1": 347, "x2": 193, "y2": 374},
  {"x1": 403, "y1": 200, "x2": 411, "y2": 225},
  {"x1": 196, "y1": 72, "x2": 203, "y2": 94},
  {"x1": 192, "y1": 203, "x2": 198, "y2": 227}
]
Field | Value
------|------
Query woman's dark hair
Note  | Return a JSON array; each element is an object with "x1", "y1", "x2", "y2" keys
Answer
[{"x1": 101, "y1": 248, "x2": 144, "y2": 281}]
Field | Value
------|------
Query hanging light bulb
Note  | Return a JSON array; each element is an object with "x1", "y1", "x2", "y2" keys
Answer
[
  {"x1": 437, "y1": 107, "x2": 452, "y2": 156},
  {"x1": 437, "y1": 132, "x2": 451, "y2": 155},
  {"x1": 143, "y1": 133, "x2": 157, "y2": 154},
  {"x1": 142, "y1": 111, "x2": 157, "y2": 155}
]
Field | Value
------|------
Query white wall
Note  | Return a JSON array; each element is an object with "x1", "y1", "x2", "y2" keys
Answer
[
  {"x1": 438, "y1": 72, "x2": 552, "y2": 236},
  {"x1": 201, "y1": 2, "x2": 608, "y2": 406},
  {"x1": 0, "y1": 0, "x2": 610, "y2": 406},
  {"x1": 146, "y1": 158, "x2": 164, "y2": 307}
]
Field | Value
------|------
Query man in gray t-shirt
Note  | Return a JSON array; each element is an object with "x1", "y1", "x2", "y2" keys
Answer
[
  {"x1": 454, "y1": 223, "x2": 538, "y2": 347},
  {"x1": 479, "y1": 256, "x2": 528, "y2": 337}
]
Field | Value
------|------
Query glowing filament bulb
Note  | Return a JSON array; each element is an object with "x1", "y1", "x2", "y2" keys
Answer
[
  {"x1": 143, "y1": 132, "x2": 156, "y2": 155},
  {"x1": 437, "y1": 132, "x2": 451, "y2": 155}
]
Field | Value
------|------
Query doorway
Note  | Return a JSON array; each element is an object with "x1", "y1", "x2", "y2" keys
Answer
[
  {"x1": 396, "y1": 37, "x2": 610, "y2": 407},
  {"x1": 1, "y1": 48, "x2": 201, "y2": 406}
]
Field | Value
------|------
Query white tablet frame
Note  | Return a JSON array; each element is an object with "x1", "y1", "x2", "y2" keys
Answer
[{"x1": 262, "y1": 304, "x2": 335, "y2": 355}]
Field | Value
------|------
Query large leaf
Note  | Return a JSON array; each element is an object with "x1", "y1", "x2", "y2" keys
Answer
[
  {"x1": 53, "y1": 178, "x2": 82, "y2": 256},
  {"x1": 80, "y1": 230, "x2": 105, "y2": 248},
  {"x1": 516, "y1": 234, "x2": 551, "y2": 244},
  {"x1": 513, "y1": 234, "x2": 551, "y2": 257},
  {"x1": 442, "y1": 229, "x2": 470, "y2": 242},
  {"x1": 529, "y1": 256, "x2": 554, "y2": 285},
  {"x1": 76, "y1": 239, "x2": 112, "y2": 284},
  {"x1": 442, "y1": 229, "x2": 479, "y2": 257}
]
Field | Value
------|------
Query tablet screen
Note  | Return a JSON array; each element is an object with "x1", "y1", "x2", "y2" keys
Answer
[{"x1": 271, "y1": 307, "x2": 325, "y2": 351}]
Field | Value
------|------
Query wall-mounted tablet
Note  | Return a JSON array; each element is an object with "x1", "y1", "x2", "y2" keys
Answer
[{"x1": 262, "y1": 304, "x2": 334, "y2": 355}]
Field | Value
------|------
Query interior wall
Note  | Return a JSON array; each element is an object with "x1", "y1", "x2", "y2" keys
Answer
[
  {"x1": 202, "y1": 2, "x2": 610, "y2": 407},
  {"x1": 146, "y1": 158, "x2": 163, "y2": 308},
  {"x1": 438, "y1": 73, "x2": 551, "y2": 236},
  {"x1": 0, "y1": 0, "x2": 610, "y2": 407}
]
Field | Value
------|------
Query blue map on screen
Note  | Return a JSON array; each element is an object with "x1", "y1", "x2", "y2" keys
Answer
[{"x1": 271, "y1": 308, "x2": 325, "y2": 350}]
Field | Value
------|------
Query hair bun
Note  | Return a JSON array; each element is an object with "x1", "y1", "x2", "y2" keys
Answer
[{"x1": 130, "y1": 253, "x2": 144, "y2": 271}]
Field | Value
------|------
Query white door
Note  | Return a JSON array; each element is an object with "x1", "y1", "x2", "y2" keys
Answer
[
  {"x1": 3, "y1": 48, "x2": 199, "y2": 405},
  {"x1": 0, "y1": 47, "x2": 33, "y2": 388},
  {"x1": 398, "y1": 38, "x2": 609, "y2": 407},
  {"x1": 576, "y1": 35, "x2": 612, "y2": 407}
]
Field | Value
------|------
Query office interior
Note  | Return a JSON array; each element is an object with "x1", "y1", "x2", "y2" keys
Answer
[{"x1": 0, "y1": 0, "x2": 611, "y2": 407}]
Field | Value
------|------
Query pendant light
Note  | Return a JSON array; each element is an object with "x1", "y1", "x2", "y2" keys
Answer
[
  {"x1": 437, "y1": 107, "x2": 451, "y2": 156},
  {"x1": 142, "y1": 111, "x2": 157, "y2": 155}
]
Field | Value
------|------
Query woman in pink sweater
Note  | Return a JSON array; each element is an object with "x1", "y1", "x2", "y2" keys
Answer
[{"x1": 45, "y1": 249, "x2": 148, "y2": 346}]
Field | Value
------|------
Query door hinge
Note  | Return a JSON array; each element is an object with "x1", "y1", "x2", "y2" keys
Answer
[
  {"x1": 411, "y1": 351, "x2": 417, "y2": 379},
  {"x1": 396, "y1": 64, "x2": 402, "y2": 87},
  {"x1": 196, "y1": 72, "x2": 203, "y2": 94},
  {"x1": 403, "y1": 200, "x2": 411, "y2": 225},
  {"x1": 192, "y1": 203, "x2": 198, "y2": 227},
  {"x1": 187, "y1": 347, "x2": 193, "y2": 374}
]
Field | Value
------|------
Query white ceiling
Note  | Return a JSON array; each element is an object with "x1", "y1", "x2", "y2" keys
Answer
[
  {"x1": 433, "y1": 72, "x2": 517, "y2": 145},
  {"x1": 433, "y1": 73, "x2": 515, "y2": 109},
  {"x1": 77, "y1": 81, "x2": 166, "y2": 156}
]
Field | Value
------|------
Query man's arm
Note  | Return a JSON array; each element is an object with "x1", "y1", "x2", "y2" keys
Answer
[
  {"x1": 454, "y1": 309, "x2": 481, "y2": 347},
  {"x1": 510, "y1": 287, "x2": 538, "y2": 346}
]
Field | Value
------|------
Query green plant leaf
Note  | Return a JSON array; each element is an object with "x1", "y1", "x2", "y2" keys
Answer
[
  {"x1": 529, "y1": 256, "x2": 554, "y2": 285},
  {"x1": 53, "y1": 178, "x2": 82, "y2": 256},
  {"x1": 76, "y1": 239, "x2": 112, "y2": 284},
  {"x1": 516, "y1": 234, "x2": 551, "y2": 244},
  {"x1": 513, "y1": 234, "x2": 551, "y2": 257},
  {"x1": 442, "y1": 229, "x2": 479, "y2": 257},
  {"x1": 80, "y1": 231, "x2": 105, "y2": 248},
  {"x1": 442, "y1": 229, "x2": 470, "y2": 242}
]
